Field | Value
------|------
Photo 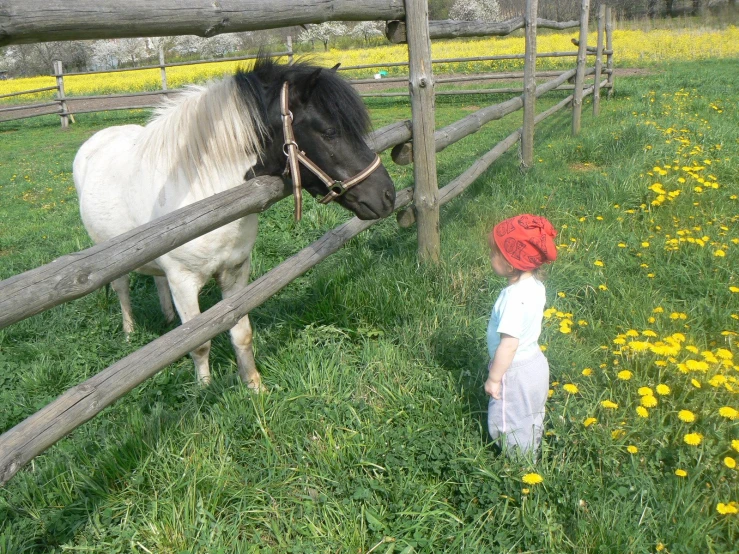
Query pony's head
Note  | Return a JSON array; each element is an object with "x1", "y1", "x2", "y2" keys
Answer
[{"x1": 237, "y1": 56, "x2": 396, "y2": 220}]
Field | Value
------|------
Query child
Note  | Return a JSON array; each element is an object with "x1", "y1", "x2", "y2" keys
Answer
[{"x1": 484, "y1": 214, "x2": 557, "y2": 457}]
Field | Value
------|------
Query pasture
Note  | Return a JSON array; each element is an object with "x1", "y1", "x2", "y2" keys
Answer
[{"x1": 1, "y1": 58, "x2": 738, "y2": 552}]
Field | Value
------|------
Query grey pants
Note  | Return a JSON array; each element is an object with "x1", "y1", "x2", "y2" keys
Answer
[{"x1": 487, "y1": 350, "x2": 549, "y2": 457}]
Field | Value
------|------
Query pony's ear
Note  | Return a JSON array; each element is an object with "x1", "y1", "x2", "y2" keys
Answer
[
  {"x1": 330, "y1": 63, "x2": 341, "y2": 72},
  {"x1": 301, "y1": 68, "x2": 322, "y2": 103}
]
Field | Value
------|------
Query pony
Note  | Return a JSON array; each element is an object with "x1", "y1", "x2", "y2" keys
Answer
[{"x1": 73, "y1": 55, "x2": 396, "y2": 389}]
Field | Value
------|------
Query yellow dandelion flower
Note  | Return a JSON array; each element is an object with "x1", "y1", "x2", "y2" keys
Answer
[
  {"x1": 674, "y1": 468, "x2": 687, "y2": 477},
  {"x1": 617, "y1": 370, "x2": 633, "y2": 381},
  {"x1": 598, "y1": 284, "x2": 608, "y2": 291},
  {"x1": 636, "y1": 406, "x2": 649, "y2": 418},
  {"x1": 583, "y1": 417, "x2": 597, "y2": 427},
  {"x1": 718, "y1": 407, "x2": 738, "y2": 420},
  {"x1": 625, "y1": 329, "x2": 639, "y2": 337},
  {"x1": 642, "y1": 330, "x2": 657, "y2": 337},
  {"x1": 627, "y1": 445, "x2": 638, "y2": 454},
  {"x1": 732, "y1": 440, "x2": 739, "y2": 452},
  {"x1": 730, "y1": 286, "x2": 739, "y2": 293},
  {"x1": 716, "y1": 502, "x2": 739, "y2": 515},
  {"x1": 653, "y1": 307, "x2": 664, "y2": 313},
  {"x1": 691, "y1": 379, "x2": 701, "y2": 388},
  {"x1": 716, "y1": 348, "x2": 733, "y2": 360},
  {"x1": 594, "y1": 260, "x2": 604, "y2": 267},
  {"x1": 678, "y1": 410, "x2": 696, "y2": 423},
  {"x1": 686, "y1": 359, "x2": 709, "y2": 372},
  {"x1": 522, "y1": 473, "x2": 543, "y2": 485},
  {"x1": 683, "y1": 433, "x2": 703, "y2": 446},
  {"x1": 582, "y1": 368, "x2": 593, "y2": 376},
  {"x1": 611, "y1": 429, "x2": 625, "y2": 439},
  {"x1": 686, "y1": 345, "x2": 699, "y2": 354},
  {"x1": 724, "y1": 457, "x2": 737, "y2": 469},
  {"x1": 656, "y1": 384, "x2": 671, "y2": 395},
  {"x1": 641, "y1": 395, "x2": 658, "y2": 408},
  {"x1": 638, "y1": 387, "x2": 653, "y2": 396},
  {"x1": 563, "y1": 383, "x2": 579, "y2": 394},
  {"x1": 601, "y1": 400, "x2": 618, "y2": 409},
  {"x1": 715, "y1": 250, "x2": 726, "y2": 257}
]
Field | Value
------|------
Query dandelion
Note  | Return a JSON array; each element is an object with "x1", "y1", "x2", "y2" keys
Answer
[
  {"x1": 627, "y1": 445, "x2": 638, "y2": 454},
  {"x1": 582, "y1": 368, "x2": 593, "y2": 376},
  {"x1": 636, "y1": 406, "x2": 649, "y2": 418},
  {"x1": 641, "y1": 395, "x2": 658, "y2": 408},
  {"x1": 683, "y1": 433, "x2": 703, "y2": 446},
  {"x1": 716, "y1": 348, "x2": 733, "y2": 360},
  {"x1": 638, "y1": 386, "x2": 653, "y2": 396},
  {"x1": 522, "y1": 473, "x2": 543, "y2": 485},
  {"x1": 563, "y1": 383, "x2": 579, "y2": 394},
  {"x1": 674, "y1": 468, "x2": 687, "y2": 477},
  {"x1": 724, "y1": 457, "x2": 737, "y2": 469},
  {"x1": 617, "y1": 370, "x2": 633, "y2": 381},
  {"x1": 733, "y1": 440, "x2": 739, "y2": 452},
  {"x1": 678, "y1": 410, "x2": 696, "y2": 423},
  {"x1": 583, "y1": 417, "x2": 597, "y2": 427},
  {"x1": 656, "y1": 384, "x2": 671, "y2": 395},
  {"x1": 718, "y1": 406, "x2": 738, "y2": 420},
  {"x1": 601, "y1": 400, "x2": 618, "y2": 409},
  {"x1": 716, "y1": 502, "x2": 739, "y2": 515},
  {"x1": 599, "y1": 284, "x2": 609, "y2": 291},
  {"x1": 594, "y1": 260, "x2": 604, "y2": 267}
]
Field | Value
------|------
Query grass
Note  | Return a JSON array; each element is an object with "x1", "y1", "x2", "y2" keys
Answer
[{"x1": 0, "y1": 58, "x2": 738, "y2": 552}]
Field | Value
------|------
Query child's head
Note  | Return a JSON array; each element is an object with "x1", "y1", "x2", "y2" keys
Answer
[{"x1": 488, "y1": 214, "x2": 558, "y2": 281}]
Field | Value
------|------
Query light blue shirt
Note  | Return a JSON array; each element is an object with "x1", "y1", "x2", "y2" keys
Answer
[{"x1": 487, "y1": 276, "x2": 546, "y2": 362}]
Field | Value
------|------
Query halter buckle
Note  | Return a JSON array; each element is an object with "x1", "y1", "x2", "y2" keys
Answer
[{"x1": 329, "y1": 181, "x2": 347, "y2": 196}]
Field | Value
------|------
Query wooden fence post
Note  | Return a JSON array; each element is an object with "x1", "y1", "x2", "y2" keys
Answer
[
  {"x1": 159, "y1": 46, "x2": 167, "y2": 90},
  {"x1": 52, "y1": 60, "x2": 69, "y2": 129},
  {"x1": 521, "y1": 0, "x2": 538, "y2": 168},
  {"x1": 572, "y1": 0, "x2": 590, "y2": 136},
  {"x1": 287, "y1": 35, "x2": 294, "y2": 64},
  {"x1": 404, "y1": 0, "x2": 440, "y2": 263},
  {"x1": 605, "y1": 6, "x2": 614, "y2": 98},
  {"x1": 593, "y1": 3, "x2": 605, "y2": 116}
]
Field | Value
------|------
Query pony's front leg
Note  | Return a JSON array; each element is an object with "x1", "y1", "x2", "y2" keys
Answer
[
  {"x1": 110, "y1": 275, "x2": 135, "y2": 338},
  {"x1": 218, "y1": 262, "x2": 264, "y2": 392},
  {"x1": 167, "y1": 272, "x2": 211, "y2": 385}
]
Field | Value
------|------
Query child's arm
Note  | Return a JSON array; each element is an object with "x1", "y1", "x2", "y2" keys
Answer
[{"x1": 484, "y1": 333, "x2": 519, "y2": 400}]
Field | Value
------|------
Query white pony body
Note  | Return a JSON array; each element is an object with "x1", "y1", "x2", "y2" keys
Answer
[{"x1": 74, "y1": 76, "x2": 266, "y2": 387}]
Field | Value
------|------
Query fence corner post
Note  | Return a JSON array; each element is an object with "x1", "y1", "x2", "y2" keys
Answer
[
  {"x1": 593, "y1": 3, "x2": 605, "y2": 116},
  {"x1": 159, "y1": 47, "x2": 168, "y2": 91},
  {"x1": 404, "y1": 0, "x2": 440, "y2": 264},
  {"x1": 521, "y1": 0, "x2": 538, "y2": 168},
  {"x1": 53, "y1": 60, "x2": 69, "y2": 130},
  {"x1": 572, "y1": 0, "x2": 590, "y2": 136},
  {"x1": 287, "y1": 35, "x2": 294, "y2": 65},
  {"x1": 605, "y1": 5, "x2": 614, "y2": 98}
]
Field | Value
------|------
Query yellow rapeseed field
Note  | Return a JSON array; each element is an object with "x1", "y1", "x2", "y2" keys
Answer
[{"x1": 1, "y1": 26, "x2": 738, "y2": 103}]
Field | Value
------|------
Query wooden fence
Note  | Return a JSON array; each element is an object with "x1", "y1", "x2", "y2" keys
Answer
[{"x1": 0, "y1": 0, "x2": 613, "y2": 486}]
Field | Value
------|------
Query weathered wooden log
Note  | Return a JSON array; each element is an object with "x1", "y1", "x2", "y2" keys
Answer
[
  {"x1": 393, "y1": 67, "x2": 580, "y2": 166},
  {"x1": 0, "y1": 86, "x2": 58, "y2": 100},
  {"x1": 521, "y1": 0, "x2": 539, "y2": 168},
  {"x1": 0, "y1": 122, "x2": 406, "y2": 330},
  {"x1": 350, "y1": 70, "x2": 568, "y2": 87},
  {"x1": 593, "y1": 4, "x2": 605, "y2": 116},
  {"x1": 0, "y1": 101, "x2": 60, "y2": 113},
  {"x1": 386, "y1": 16, "x2": 579, "y2": 43},
  {"x1": 572, "y1": 0, "x2": 590, "y2": 136},
  {"x1": 398, "y1": 93, "x2": 576, "y2": 228},
  {"x1": 0, "y1": 186, "x2": 416, "y2": 486},
  {"x1": 0, "y1": 0, "x2": 406, "y2": 46},
  {"x1": 404, "y1": 0, "x2": 440, "y2": 263}
]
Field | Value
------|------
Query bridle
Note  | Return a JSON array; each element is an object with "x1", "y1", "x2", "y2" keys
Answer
[{"x1": 280, "y1": 81, "x2": 382, "y2": 221}]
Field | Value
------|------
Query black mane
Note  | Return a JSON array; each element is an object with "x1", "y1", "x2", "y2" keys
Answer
[{"x1": 234, "y1": 54, "x2": 372, "y2": 147}]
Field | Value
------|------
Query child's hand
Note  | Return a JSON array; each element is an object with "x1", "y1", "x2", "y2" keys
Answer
[{"x1": 485, "y1": 377, "x2": 502, "y2": 400}]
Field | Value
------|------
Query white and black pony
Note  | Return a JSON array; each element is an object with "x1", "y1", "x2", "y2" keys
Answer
[{"x1": 73, "y1": 55, "x2": 396, "y2": 389}]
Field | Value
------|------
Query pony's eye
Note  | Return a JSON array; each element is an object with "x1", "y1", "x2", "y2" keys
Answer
[{"x1": 322, "y1": 128, "x2": 337, "y2": 139}]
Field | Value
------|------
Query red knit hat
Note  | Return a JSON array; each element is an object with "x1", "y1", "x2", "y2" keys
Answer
[{"x1": 492, "y1": 214, "x2": 558, "y2": 271}]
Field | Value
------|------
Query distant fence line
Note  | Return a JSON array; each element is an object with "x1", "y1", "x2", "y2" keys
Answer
[{"x1": 0, "y1": 0, "x2": 614, "y2": 486}]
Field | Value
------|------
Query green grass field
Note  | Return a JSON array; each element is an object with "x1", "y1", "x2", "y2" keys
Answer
[{"x1": 1, "y1": 59, "x2": 738, "y2": 553}]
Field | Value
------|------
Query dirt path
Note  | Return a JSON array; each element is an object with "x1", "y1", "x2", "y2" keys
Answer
[{"x1": 0, "y1": 68, "x2": 652, "y2": 123}]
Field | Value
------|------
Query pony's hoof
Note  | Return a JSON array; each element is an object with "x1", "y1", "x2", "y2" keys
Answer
[
  {"x1": 247, "y1": 380, "x2": 266, "y2": 393},
  {"x1": 197, "y1": 375, "x2": 212, "y2": 387}
]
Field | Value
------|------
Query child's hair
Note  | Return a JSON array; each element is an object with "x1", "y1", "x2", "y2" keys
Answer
[{"x1": 488, "y1": 230, "x2": 548, "y2": 282}]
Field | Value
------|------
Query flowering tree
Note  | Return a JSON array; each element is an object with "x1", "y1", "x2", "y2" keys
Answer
[
  {"x1": 173, "y1": 34, "x2": 242, "y2": 59},
  {"x1": 350, "y1": 21, "x2": 385, "y2": 44},
  {"x1": 449, "y1": 0, "x2": 501, "y2": 21},
  {"x1": 298, "y1": 22, "x2": 349, "y2": 51}
]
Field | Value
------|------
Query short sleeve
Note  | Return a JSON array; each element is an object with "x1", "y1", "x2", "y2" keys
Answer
[{"x1": 494, "y1": 288, "x2": 525, "y2": 339}]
